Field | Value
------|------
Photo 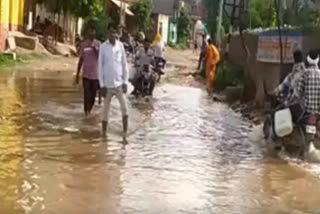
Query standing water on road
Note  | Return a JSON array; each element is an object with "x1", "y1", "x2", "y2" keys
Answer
[{"x1": 1, "y1": 68, "x2": 320, "y2": 214}]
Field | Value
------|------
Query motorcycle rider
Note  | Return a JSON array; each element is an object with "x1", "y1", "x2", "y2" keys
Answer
[
  {"x1": 296, "y1": 50, "x2": 320, "y2": 115},
  {"x1": 275, "y1": 50, "x2": 305, "y2": 104},
  {"x1": 131, "y1": 38, "x2": 156, "y2": 96},
  {"x1": 153, "y1": 33, "x2": 166, "y2": 74}
]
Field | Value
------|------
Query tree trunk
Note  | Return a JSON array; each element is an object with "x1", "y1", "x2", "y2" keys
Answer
[{"x1": 274, "y1": 0, "x2": 283, "y2": 65}]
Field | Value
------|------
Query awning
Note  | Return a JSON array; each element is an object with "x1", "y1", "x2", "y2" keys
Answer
[{"x1": 111, "y1": 0, "x2": 134, "y2": 16}]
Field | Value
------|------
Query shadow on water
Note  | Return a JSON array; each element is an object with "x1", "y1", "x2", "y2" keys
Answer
[{"x1": 1, "y1": 69, "x2": 320, "y2": 214}]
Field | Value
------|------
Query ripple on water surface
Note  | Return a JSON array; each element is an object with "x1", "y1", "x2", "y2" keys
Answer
[{"x1": 1, "y1": 75, "x2": 320, "y2": 213}]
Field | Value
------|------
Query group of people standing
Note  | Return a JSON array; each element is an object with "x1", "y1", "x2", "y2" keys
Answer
[
  {"x1": 76, "y1": 26, "x2": 166, "y2": 141},
  {"x1": 197, "y1": 34, "x2": 221, "y2": 96}
]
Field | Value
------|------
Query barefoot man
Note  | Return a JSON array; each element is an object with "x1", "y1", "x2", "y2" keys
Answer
[{"x1": 98, "y1": 28, "x2": 129, "y2": 140}]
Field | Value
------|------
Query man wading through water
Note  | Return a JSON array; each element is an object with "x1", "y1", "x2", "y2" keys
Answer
[
  {"x1": 98, "y1": 28, "x2": 129, "y2": 141},
  {"x1": 76, "y1": 26, "x2": 101, "y2": 116}
]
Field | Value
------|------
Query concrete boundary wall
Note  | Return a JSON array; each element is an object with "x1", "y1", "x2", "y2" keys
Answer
[{"x1": 224, "y1": 32, "x2": 320, "y2": 105}]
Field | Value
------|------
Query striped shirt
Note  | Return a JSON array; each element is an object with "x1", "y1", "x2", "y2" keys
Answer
[{"x1": 297, "y1": 64, "x2": 320, "y2": 114}]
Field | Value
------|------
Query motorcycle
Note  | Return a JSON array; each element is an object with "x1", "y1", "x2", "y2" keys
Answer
[
  {"x1": 123, "y1": 41, "x2": 134, "y2": 62},
  {"x1": 263, "y1": 95, "x2": 320, "y2": 159},
  {"x1": 130, "y1": 64, "x2": 155, "y2": 98},
  {"x1": 154, "y1": 57, "x2": 166, "y2": 82},
  {"x1": 140, "y1": 64, "x2": 155, "y2": 97}
]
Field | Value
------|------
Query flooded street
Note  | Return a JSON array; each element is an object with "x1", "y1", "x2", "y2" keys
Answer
[{"x1": 1, "y1": 64, "x2": 320, "y2": 214}]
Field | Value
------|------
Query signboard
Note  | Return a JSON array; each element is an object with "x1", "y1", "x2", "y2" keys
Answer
[{"x1": 257, "y1": 31, "x2": 303, "y2": 64}]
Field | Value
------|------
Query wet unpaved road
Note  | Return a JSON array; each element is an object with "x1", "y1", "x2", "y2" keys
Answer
[{"x1": 1, "y1": 66, "x2": 320, "y2": 214}]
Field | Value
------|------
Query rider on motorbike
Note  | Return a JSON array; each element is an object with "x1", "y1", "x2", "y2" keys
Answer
[
  {"x1": 295, "y1": 50, "x2": 320, "y2": 115},
  {"x1": 131, "y1": 39, "x2": 156, "y2": 96},
  {"x1": 275, "y1": 50, "x2": 305, "y2": 104},
  {"x1": 272, "y1": 50, "x2": 306, "y2": 124},
  {"x1": 153, "y1": 33, "x2": 166, "y2": 74}
]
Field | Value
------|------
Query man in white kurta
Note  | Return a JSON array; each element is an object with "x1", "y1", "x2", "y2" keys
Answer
[{"x1": 98, "y1": 28, "x2": 129, "y2": 140}]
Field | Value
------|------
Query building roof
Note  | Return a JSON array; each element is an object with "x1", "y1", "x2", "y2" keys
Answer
[{"x1": 152, "y1": 0, "x2": 176, "y2": 16}]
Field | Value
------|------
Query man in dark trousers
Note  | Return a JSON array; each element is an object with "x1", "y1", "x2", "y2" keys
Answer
[{"x1": 76, "y1": 26, "x2": 101, "y2": 116}]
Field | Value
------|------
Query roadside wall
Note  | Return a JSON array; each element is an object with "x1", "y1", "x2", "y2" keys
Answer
[{"x1": 225, "y1": 32, "x2": 320, "y2": 105}]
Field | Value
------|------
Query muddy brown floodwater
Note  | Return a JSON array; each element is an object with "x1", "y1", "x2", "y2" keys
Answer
[{"x1": 1, "y1": 63, "x2": 320, "y2": 214}]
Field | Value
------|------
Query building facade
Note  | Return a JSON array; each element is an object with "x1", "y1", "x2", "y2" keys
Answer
[
  {"x1": 152, "y1": 0, "x2": 178, "y2": 44},
  {"x1": 0, "y1": 0, "x2": 25, "y2": 51}
]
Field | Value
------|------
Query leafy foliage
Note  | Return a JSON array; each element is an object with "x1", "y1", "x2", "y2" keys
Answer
[
  {"x1": 249, "y1": 0, "x2": 275, "y2": 28},
  {"x1": 283, "y1": 1, "x2": 320, "y2": 29},
  {"x1": 72, "y1": 0, "x2": 105, "y2": 18},
  {"x1": 36, "y1": 0, "x2": 112, "y2": 40},
  {"x1": 82, "y1": 15, "x2": 113, "y2": 41},
  {"x1": 202, "y1": 0, "x2": 219, "y2": 38},
  {"x1": 130, "y1": 0, "x2": 153, "y2": 31},
  {"x1": 177, "y1": 8, "x2": 192, "y2": 44},
  {"x1": 35, "y1": 0, "x2": 106, "y2": 17},
  {"x1": 249, "y1": 0, "x2": 320, "y2": 29}
]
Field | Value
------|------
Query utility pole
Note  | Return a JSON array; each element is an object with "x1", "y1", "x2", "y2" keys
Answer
[
  {"x1": 225, "y1": 0, "x2": 237, "y2": 59},
  {"x1": 274, "y1": 0, "x2": 283, "y2": 65},
  {"x1": 119, "y1": 0, "x2": 126, "y2": 37},
  {"x1": 216, "y1": 0, "x2": 224, "y2": 49}
]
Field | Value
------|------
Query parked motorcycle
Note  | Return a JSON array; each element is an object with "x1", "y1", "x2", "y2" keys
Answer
[{"x1": 263, "y1": 96, "x2": 320, "y2": 159}]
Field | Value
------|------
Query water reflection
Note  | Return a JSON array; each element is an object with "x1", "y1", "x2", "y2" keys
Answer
[
  {"x1": 0, "y1": 69, "x2": 320, "y2": 213},
  {"x1": 0, "y1": 78, "x2": 25, "y2": 213}
]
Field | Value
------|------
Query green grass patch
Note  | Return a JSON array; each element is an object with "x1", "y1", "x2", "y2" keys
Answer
[
  {"x1": 0, "y1": 53, "x2": 22, "y2": 70},
  {"x1": 0, "y1": 52, "x2": 47, "y2": 73},
  {"x1": 214, "y1": 61, "x2": 245, "y2": 91}
]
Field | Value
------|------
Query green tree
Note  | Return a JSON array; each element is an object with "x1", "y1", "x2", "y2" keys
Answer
[
  {"x1": 248, "y1": 0, "x2": 320, "y2": 29},
  {"x1": 202, "y1": 0, "x2": 219, "y2": 38},
  {"x1": 82, "y1": 15, "x2": 112, "y2": 41},
  {"x1": 36, "y1": 0, "x2": 112, "y2": 41},
  {"x1": 249, "y1": 0, "x2": 275, "y2": 28},
  {"x1": 282, "y1": 0, "x2": 320, "y2": 29},
  {"x1": 177, "y1": 8, "x2": 192, "y2": 44},
  {"x1": 71, "y1": 0, "x2": 106, "y2": 18},
  {"x1": 36, "y1": 0, "x2": 106, "y2": 18},
  {"x1": 130, "y1": 0, "x2": 153, "y2": 31}
]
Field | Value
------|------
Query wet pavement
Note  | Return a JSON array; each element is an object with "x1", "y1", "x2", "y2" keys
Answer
[{"x1": 1, "y1": 66, "x2": 320, "y2": 214}]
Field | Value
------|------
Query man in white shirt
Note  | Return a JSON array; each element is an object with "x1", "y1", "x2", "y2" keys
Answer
[{"x1": 98, "y1": 28, "x2": 129, "y2": 140}]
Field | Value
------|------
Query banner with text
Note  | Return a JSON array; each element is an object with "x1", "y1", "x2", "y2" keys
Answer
[{"x1": 256, "y1": 31, "x2": 303, "y2": 64}]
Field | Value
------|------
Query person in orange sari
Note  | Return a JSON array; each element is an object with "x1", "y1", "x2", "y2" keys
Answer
[{"x1": 206, "y1": 39, "x2": 220, "y2": 96}]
